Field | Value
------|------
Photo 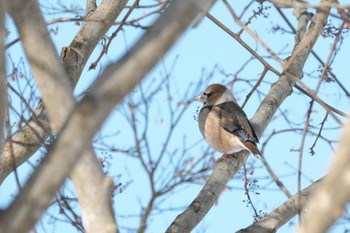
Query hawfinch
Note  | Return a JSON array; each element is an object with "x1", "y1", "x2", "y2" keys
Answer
[{"x1": 195, "y1": 84, "x2": 262, "y2": 160}]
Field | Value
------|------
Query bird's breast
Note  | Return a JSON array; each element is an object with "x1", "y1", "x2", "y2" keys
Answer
[{"x1": 198, "y1": 109, "x2": 247, "y2": 154}]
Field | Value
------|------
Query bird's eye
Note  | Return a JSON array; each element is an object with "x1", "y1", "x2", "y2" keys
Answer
[{"x1": 205, "y1": 92, "x2": 215, "y2": 97}]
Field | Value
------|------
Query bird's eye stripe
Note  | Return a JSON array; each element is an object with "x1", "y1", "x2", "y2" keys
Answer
[{"x1": 205, "y1": 92, "x2": 215, "y2": 97}]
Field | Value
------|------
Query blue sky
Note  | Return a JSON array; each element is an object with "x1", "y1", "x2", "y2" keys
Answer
[{"x1": 1, "y1": 0, "x2": 350, "y2": 232}]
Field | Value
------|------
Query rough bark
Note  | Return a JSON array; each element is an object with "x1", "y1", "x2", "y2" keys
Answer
[
  {"x1": 71, "y1": 147, "x2": 117, "y2": 233},
  {"x1": 166, "y1": 0, "x2": 331, "y2": 232},
  {"x1": 7, "y1": 0, "x2": 74, "y2": 128},
  {"x1": 0, "y1": 0, "x2": 127, "y2": 184},
  {"x1": 0, "y1": 0, "x2": 213, "y2": 232},
  {"x1": 296, "y1": 115, "x2": 350, "y2": 232},
  {"x1": 3, "y1": 0, "x2": 127, "y2": 232},
  {"x1": 86, "y1": 0, "x2": 97, "y2": 17},
  {"x1": 236, "y1": 179, "x2": 321, "y2": 233},
  {"x1": 0, "y1": 0, "x2": 5, "y2": 149}
]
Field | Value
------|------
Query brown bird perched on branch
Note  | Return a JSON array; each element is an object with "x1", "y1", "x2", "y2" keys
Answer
[{"x1": 195, "y1": 84, "x2": 262, "y2": 160}]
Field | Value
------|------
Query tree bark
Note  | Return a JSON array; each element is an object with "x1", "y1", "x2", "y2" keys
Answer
[
  {"x1": 236, "y1": 179, "x2": 321, "y2": 233},
  {"x1": 71, "y1": 147, "x2": 117, "y2": 233},
  {"x1": 0, "y1": 0, "x2": 127, "y2": 184},
  {"x1": 3, "y1": 0, "x2": 127, "y2": 232},
  {"x1": 296, "y1": 115, "x2": 350, "y2": 232},
  {"x1": 166, "y1": 0, "x2": 331, "y2": 232},
  {"x1": 0, "y1": 0, "x2": 5, "y2": 149},
  {"x1": 0, "y1": 0, "x2": 214, "y2": 232}
]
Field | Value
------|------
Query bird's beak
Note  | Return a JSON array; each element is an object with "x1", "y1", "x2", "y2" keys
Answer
[{"x1": 194, "y1": 94, "x2": 207, "y2": 103}]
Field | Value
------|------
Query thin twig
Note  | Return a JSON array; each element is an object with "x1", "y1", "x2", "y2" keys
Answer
[{"x1": 310, "y1": 112, "x2": 329, "y2": 155}]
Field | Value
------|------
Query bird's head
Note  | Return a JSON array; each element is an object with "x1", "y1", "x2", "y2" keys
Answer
[{"x1": 195, "y1": 83, "x2": 236, "y2": 106}]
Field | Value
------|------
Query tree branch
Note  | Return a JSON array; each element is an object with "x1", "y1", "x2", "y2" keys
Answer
[
  {"x1": 268, "y1": 0, "x2": 347, "y2": 10},
  {"x1": 297, "y1": 119, "x2": 350, "y2": 230},
  {"x1": 71, "y1": 147, "x2": 117, "y2": 233},
  {"x1": 236, "y1": 179, "x2": 321, "y2": 233},
  {"x1": 4, "y1": 0, "x2": 127, "y2": 232},
  {"x1": 0, "y1": 0, "x2": 6, "y2": 150},
  {"x1": 166, "y1": 0, "x2": 331, "y2": 232},
  {"x1": 0, "y1": 0, "x2": 212, "y2": 232},
  {"x1": 297, "y1": 122, "x2": 350, "y2": 233},
  {"x1": 7, "y1": 0, "x2": 74, "y2": 129},
  {"x1": 0, "y1": 0, "x2": 127, "y2": 184},
  {"x1": 86, "y1": 0, "x2": 97, "y2": 17}
]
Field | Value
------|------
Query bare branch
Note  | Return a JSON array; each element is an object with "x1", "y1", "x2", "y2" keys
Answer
[
  {"x1": 0, "y1": 0, "x2": 6, "y2": 149},
  {"x1": 166, "y1": 0, "x2": 332, "y2": 232},
  {"x1": 274, "y1": 6, "x2": 350, "y2": 97},
  {"x1": 334, "y1": 0, "x2": 350, "y2": 31},
  {"x1": 268, "y1": 0, "x2": 349, "y2": 10},
  {"x1": 71, "y1": 148, "x2": 117, "y2": 233},
  {"x1": 236, "y1": 179, "x2": 321, "y2": 233},
  {"x1": 205, "y1": 11, "x2": 347, "y2": 119},
  {"x1": 65, "y1": 0, "x2": 127, "y2": 85},
  {"x1": 192, "y1": 0, "x2": 216, "y2": 28},
  {"x1": 3, "y1": 0, "x2": 127, "y2": 232},
  {"x1": 293, "y1": 6, "x2": 313, "y2": 46},
  {"x1": 7, "y1": 0, "x2": 74, "y2": 130},
  {"x1": 297, "y1": 17, "x2": 344, "y2": 220},
  {"x1": 86, "y1": 0, "x2": 97, "y2": 17},
  {"x1": 253, "y1": 0, "x2": 332, "y2": 136},
  {"x1": 0, "y1": 0, "x2": 213, "y2": 232},
  {"x1": 0, "y1": 0, "x2": 127, "y2": 184},
  {"x1": 261, "y1": 159, "x2": 292, "y2": 198},
  {"x1": 89, "y1": 0, "x2": 143, "y2": 70},
  {"x1": 166, "y1": 155, "x2": 249, "y2": 233},
  {"x1": 296, "y1": 119, "x2": 350, "y2": 231}
]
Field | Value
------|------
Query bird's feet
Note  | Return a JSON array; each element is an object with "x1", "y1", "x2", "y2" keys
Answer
[
  {"x1": 221, "y1": 154, "x2": 228, "y2": 161},
  {"x1": 217, "y1": 154, "x2": 228, "y2": 163}
]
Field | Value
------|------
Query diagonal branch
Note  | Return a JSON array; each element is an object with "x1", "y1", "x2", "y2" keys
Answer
[
  {"x1": 6, "y1": 0, "x2": 74, "y2": 128},
  {"x1": 0, "y1": 0, "x2": 127, "y2": 184},
  {"x1": 4, "y1": 0, "x2": 127, "y2": 232},
  {"x1": 205, "y1": 12, "x2": 347, "y2": 119},
  {"x1": 71, "y1": 147, "x2": 117, "y2": 233},
  {"x1": 166, "y1": 0, "x2": 331, "y2": 232},
  {"x1": 86, "y1": 0, "x2": 97, "y2": 17},
  {"x1": 0, "y1": 0, "x2": 6, "y2": 149},
  {"x1": 0, "y1": 0, "x2": 213, "y2": 232},
  {"x1": 297, "y1": 97, "x2": 350, "y2": 233},
  {"x1": 236, "y1": 179, "x2": 321, "y2": 233},
  {"x1": 296, "y1": 120, "x2": 350, "y2": 231}
]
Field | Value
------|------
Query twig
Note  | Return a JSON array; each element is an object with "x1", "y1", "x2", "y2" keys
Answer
[
  {"x1": 205, "y1": 12, "x2": 348, "y2": 119},
  {"x1": 243, "y1": 163, "x2": 260, "y2": 221},
  {"x1": 310, "y1": 112, "x2": 329, "y2": 155},
  {"x1": 242, "y1": 68, "x2": 268, "y2": 109},
  {"x1": 89, "y1": 0, "x2": 140, "y2": 70}
]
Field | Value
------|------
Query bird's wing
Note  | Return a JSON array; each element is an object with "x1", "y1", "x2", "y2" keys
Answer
[{"x1": 213, "y1": 101, "x2": 259, "y2": 143}]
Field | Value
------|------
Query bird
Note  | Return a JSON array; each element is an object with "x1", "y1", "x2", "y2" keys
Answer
[{"x1": 195, "y1": 83, "x2": 262, "y2": 160}]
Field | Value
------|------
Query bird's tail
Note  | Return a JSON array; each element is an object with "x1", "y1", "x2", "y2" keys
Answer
[{"x1": 244, "y1": 141, "x2": 264, "y2": 161}]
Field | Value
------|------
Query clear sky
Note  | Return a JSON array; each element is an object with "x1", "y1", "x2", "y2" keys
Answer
[{"x1": 1, "y1": 0, "x2": 350, "y2": 233}]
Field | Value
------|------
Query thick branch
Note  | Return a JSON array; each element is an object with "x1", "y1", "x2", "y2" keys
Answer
[
  {"x1": 297, "y1": 116, "x2": 350, "y2": 232},
  {"x1": 0, "y1": 0, "x2": 127, "y2": 184},
  {"x1": 236, "y1": 179, "x2": 321, "y2": 233},
  {"x1": 4, "y1": 0, "x2": 126, "y2": 232},
  {"x1": 86, "y1": 0, "x2": 97, "y2": 16},
  {"x1": 166, "y1": 154, "x2": 249, "y2": 233},
  {"x1": 7, "y1": 0, "x2": 74, "y2": 131},
  {"x1": 268, "y1": 0, "x2": 347, "y2": 9},
  {"x1": 0, "y1": 0, "x2": 211, "y2": 232},
  {"x1": 64, "y1": 0, "x2": 127, "y2": 86},
  {"x1": 166, "y1": 1, "x2": 331, "y2": 232},
  {"x1": 0, "y1": 0, "x2": 5, "y2": 149},
  {"x1": 71, "y1": 148, "x2": 116, "y2": 233}
]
